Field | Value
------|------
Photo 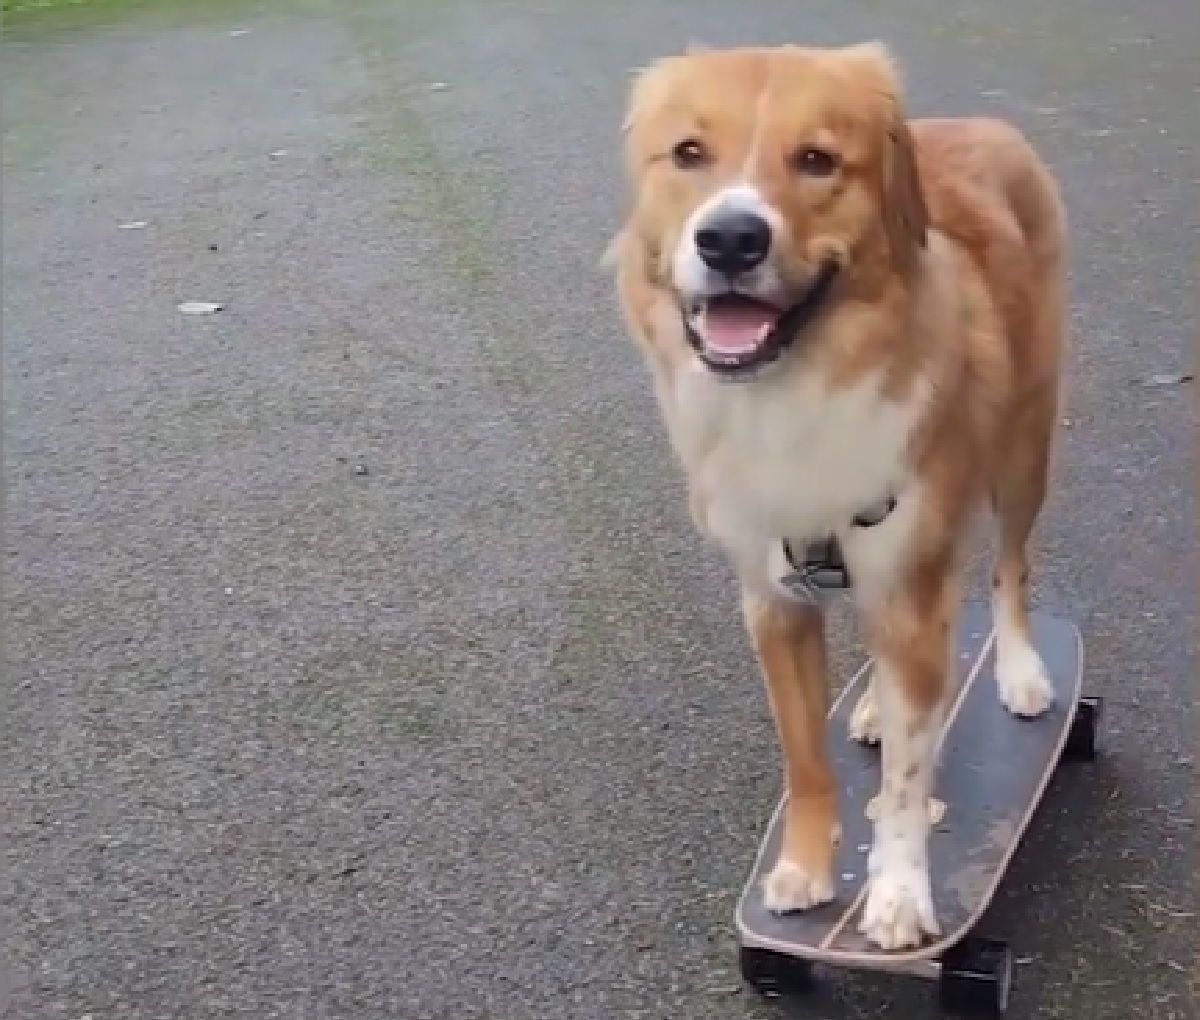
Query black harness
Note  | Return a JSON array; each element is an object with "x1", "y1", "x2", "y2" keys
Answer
[{"x1": 779, "y1": 495, "x2": 897, "y2": 597}]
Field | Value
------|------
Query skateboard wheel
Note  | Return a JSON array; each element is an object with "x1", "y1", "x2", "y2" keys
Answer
[
  {"x1": 738, "y1": 945, "x2": 814, "y2": 997},
  {"x1": 938, "y1": 937, "x2": 1013, "y2": 1017},
  {"x1": 1062, "y1": 696, "x2": 1103, "y2": 762}
]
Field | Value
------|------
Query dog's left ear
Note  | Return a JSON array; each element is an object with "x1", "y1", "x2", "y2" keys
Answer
[
  {"x1": 883, "y1": 116, "x2": 929, "y2": 272},
  {"x1": 840, "y1": 42, "x2": 929, "y2": 272}
]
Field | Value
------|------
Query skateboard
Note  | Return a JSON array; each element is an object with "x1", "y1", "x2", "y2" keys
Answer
[{"x1": 736, "y1": 602, "x2": 1101, "y2": 1017}]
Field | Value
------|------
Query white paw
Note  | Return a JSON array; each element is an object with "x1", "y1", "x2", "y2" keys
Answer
[
  {"x1": 997, "y1": 644, "x2": 1054, "y2": 718},
  {"x1": 848, "y1": 683, "x2": 881, "y2": 745},
  {"x1": 858, "y1": 864, "x2": 940, "y2": 950},
  {"x1": 762, "y1": 857, "x2": 836, "y2": 913}
]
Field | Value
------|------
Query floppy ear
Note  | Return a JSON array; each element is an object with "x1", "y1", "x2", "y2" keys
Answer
[
  {"x1": 599, "y1": 228, "x2": 627, "y2": 270},
  {"x1": 883, "y1": 114, "x2": 929, "y2": 273},
  {"x1": 620, "y1": 67, "x2": 648, "y2": 134},
  {"x1": 839, "y1": 42, "x2": 929, "y2": 271},
  {"x1": 620, "y1": 57, "x2": 673, "y2": 135}
]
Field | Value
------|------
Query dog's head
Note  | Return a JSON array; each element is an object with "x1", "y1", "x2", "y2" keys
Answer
[{"x1": 618, "y1": 42, "x2": 928, "y2": 379}]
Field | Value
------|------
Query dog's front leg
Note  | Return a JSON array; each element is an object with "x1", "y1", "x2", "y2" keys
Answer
[
  {"x1": 743, "y1": 589, "x2": 839, "y2": 912},
  {"x1": 857, "y1": 557, "x2": 958, "y2": 950}
]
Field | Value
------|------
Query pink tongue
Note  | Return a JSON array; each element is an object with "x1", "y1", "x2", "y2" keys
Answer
[{"x1": 703, "y1": 303, "x2": 778, "y2": 353}]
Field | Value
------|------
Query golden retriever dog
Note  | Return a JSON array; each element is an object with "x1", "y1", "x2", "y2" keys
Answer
[{"x1": 607, "y1": 42, "x2": 1066, "y2": 950}]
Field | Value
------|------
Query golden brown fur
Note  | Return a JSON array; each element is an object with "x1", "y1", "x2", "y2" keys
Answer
[{"x1": 609, "y1": 42, "x2": 1067, "y2": 948}]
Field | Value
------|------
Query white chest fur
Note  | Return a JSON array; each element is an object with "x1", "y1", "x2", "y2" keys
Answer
[{"x1": 661, "y1": 356, "x2": 929, "y2": 594}]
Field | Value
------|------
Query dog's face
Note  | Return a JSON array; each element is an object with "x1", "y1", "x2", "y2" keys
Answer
[{"x1": 620, "y1": 43, "x2": 927, "y2": 379}]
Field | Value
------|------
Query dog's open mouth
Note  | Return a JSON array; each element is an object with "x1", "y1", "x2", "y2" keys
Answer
[
  {"x1": 683, "y1": 263, "x2": 839, "y2": 378},
  {"x1": 694, "y1": 293, "x2": 784, "y2": 358}
]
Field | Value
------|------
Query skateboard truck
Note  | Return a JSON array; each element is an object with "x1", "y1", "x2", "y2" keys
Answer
[
  {"x1": 739, "y1": 937, "x2": 1015, "y2": 1017},
  {"x1": 939, "y1": 937, "x2": 1014, "y2": 1017}
]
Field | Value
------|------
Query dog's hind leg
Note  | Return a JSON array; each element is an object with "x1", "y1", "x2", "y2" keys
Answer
[
  {"x1": 991, "y1": 166, "x2": 1065, "y2": 718},
  {"x1": 743, "y1": 590, "x2": 839, "y2": 913},
  {"x1": 990, "y1": 387, "x2": 1058, "y2": 718}
]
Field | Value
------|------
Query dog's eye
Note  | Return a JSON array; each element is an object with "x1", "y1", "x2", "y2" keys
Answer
[
  {"x1": 792, "y1": 147, "x2": 840, "y2": 178},
  {"x1": 672, "y1": 138, "x2": 710, "y2": 170}
]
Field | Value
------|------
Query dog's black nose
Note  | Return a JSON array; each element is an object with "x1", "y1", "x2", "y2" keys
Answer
[{"x1": 694, "y1": 211, "x2": 772, "y2": 276}]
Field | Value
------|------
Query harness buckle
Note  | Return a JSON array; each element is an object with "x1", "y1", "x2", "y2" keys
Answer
[
  {"x1": 778, "y1": 494, "x2": 897, "y2": 599},
  {"x1": 780, "y1": 536, "x2": 851, "y2": 599}
]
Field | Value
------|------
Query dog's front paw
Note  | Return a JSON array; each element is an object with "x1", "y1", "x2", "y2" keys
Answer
[
  {"x1": 858, "y1": 864, "x2": 939, "y2": 950},
  {"x1": 848, "y1": 683, "x2": 881, "y2": 745},
  {"x1": 763, "y1": 857, "x2": 836, "y2": 913},
  {"x1": 997, "y1": 643, "x2": 1054, "y2": 718}
]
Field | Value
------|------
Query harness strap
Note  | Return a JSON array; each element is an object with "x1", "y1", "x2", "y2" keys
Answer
[{"x1": 851, "y1": 495, "x2": 897, "y2": 528}]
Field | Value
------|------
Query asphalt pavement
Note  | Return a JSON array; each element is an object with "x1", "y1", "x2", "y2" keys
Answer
[{"x1": 3, "y1": 1, "x2": 1196, "y2": 1018}]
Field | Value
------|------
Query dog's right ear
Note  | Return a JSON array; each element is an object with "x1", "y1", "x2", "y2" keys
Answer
[
  {"x1": 621, "y1": 59, "x2": 664, "y2": 135},
  {"x1": 619, "y1": 66, "x2": 649, "y2": 134},
  {"x1": 620, "y1": 53, "x2": 688, "y2": 134},
  {"x1": 619, "y1": 60, "x2": 675, "y2": 188},
  {"x1": 600, "y1": 228, "x2": 627, "y2": 270}
]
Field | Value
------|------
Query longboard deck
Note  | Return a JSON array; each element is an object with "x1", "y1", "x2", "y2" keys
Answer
[{"x1": 736, "y1": 603, "x2": 1084, "y2": 973}]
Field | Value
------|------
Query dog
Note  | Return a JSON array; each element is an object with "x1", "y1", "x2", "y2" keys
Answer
[{"x1": 607, "y1": 42, "x2": 1067, "y2": 950}]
